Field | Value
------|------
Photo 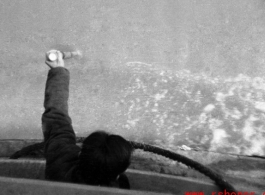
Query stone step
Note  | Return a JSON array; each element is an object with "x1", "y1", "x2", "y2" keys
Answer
[{"x1": 0, "y1": 158, "x2": 220, "y2": 194}]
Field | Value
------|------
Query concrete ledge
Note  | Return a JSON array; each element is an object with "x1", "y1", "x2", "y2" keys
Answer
[
  {"x1": 127, "y1": 169, "x2": 220, "y2": 194},
  {"x1": 0, "y1": 176, "x2": 168, "y2": 195},
  {"x1": 0, "y1": 139, "x2": 42, "y2": 157},
  {"x1": 0, "y1": 158, "x2": 220, "y2": 194}
]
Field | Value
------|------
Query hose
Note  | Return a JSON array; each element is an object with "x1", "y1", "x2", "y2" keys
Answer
[{"x1": 130, "y1": 141, "x2": 236, "y2": 192}]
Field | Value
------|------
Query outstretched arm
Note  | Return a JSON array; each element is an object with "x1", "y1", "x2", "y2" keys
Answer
[{"x1": 42, "y1": 51, "x2": 76, "y2": 156}]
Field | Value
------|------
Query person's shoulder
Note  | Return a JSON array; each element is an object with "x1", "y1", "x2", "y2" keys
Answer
[
  {"x1": 118, "y1": 173, "x2": 130, "y2": 189},
  {"x1": 46, "y1": 150, "x2": 80, "y2": 183},
  {"x1": 57, "y1": 141, "x2": 80, "y2": 158}
]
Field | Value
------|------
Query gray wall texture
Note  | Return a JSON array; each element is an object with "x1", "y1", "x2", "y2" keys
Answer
[{"x1": 1, "y1": 0, "x2": 265, "y2": 156}]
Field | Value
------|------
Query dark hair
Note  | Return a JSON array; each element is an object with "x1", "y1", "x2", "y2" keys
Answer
[{"x1": 78, "y1": 131, "x2": 133, "y2": 186}]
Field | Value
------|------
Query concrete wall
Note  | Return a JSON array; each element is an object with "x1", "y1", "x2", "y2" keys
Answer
[{"x1": 1, "y1": 0, "x2": 265, "y2": 156}]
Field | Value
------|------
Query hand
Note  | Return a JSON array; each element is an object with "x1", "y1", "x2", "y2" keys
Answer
[{"x1": 45, "y1": 50, "x2": 65, "y2": 68}]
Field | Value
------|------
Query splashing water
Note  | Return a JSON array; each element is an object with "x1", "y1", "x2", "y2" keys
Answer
[{"x1": 120, "y1": 62, "x2": 265, "y2": 156}]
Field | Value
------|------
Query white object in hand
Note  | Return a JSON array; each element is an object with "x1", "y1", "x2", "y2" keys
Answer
[{"x1": 48, "y1": 52, "x2": 58, "y2": 61}]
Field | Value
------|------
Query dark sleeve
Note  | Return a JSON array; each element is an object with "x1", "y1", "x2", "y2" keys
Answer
[
  {"x1": 118, "y1": 173, "x2": 130, "y2": 189},
  {"x1": 41, "y1": 67, "x2": 76, "y2": 162}
]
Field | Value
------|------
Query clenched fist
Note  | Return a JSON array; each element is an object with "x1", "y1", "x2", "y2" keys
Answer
[{"x1": 45, "y1": 50, "x2": 65, "y2": 68}]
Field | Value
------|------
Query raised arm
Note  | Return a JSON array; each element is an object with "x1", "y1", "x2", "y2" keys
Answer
[{"x1": 42, "y1": 51, "x2": 76, "y2": 155}]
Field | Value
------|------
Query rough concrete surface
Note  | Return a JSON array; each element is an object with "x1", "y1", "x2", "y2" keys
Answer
[
  {"x1": 0, "y1": 176, "x2": 172, "y2": 195},
  {"x1": 1, "y1": 0, "x2": 265, "y2": 156}
]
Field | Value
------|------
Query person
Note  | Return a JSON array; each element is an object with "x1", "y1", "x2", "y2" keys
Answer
[{"x1": 42, "y1": 50, "x2": 133, "y2": 189}]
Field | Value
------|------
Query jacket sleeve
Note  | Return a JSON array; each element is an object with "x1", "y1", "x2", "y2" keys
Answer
[{"x1": 41, "y1": 67, "x2": 76, "y2": 162}]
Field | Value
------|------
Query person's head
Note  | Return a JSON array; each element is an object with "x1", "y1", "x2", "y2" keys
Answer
[{"x1": 78, "y1": 131, "x2": 133, "y2": 186}]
